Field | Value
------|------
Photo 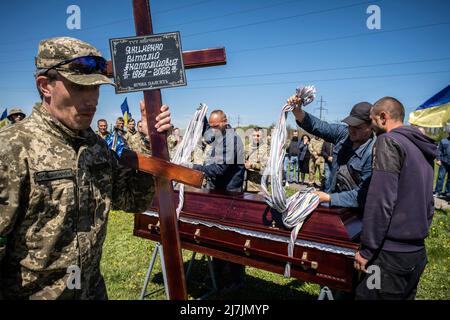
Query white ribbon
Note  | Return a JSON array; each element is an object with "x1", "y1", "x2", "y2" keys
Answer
[{"x1": 261, "y1": 85, "x2": 321, "y2": 277}]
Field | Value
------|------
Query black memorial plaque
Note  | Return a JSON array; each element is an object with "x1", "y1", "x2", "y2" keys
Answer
[{"x1": 109, "y1": 32, "x2": 186, "y2": 93}]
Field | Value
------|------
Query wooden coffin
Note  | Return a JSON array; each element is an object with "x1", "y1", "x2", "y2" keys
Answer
[{"x1": 134, "y1": 188, "x2": 362, "y2": 292}]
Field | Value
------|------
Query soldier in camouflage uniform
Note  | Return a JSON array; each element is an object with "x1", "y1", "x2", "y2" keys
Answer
[
  {"x1": 0, "y1": 37, "x2": 172, "y2": 300},
  {"x1": 244, "y1": 127, "x2": 269, "y2": 193},
  {"x1": 125, "y1": 118, "x2": 151, "y2": 155},
  {"x1": 96, "y1": 118, "x2": 110, "y2": 140},
  {"x1": 137, "y1": 120, "x2": 152, "y2": 155},
  {"x1": 166, "y1": 125, "x2": 178, "y2": 160},
  {"x1": 308, "y1": 136, "x2": 325, "y2": 187},
  {"x1": 191, "y1": 139, "x2": 212, "y2": 188},
  {"x1": 7, "y1": 107, "x2": 26, "y2": 124}
]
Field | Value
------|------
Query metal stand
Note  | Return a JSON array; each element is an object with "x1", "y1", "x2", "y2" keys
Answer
[
  {"x1": 140, "y1": 244, "x2": 217, "y2": 300},
  {"x1": 318, "y1": 286, "x2": 334, "y2": 300},
  {"x1": 185, "y1": 252, "x2": 218, "y2": 300},
  {"x1": 139, "y1": 243, "x2": 169, "y2": 300}
]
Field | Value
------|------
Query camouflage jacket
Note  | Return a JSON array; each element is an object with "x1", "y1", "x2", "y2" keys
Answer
[
  {"x1": 167, "y1": 134, "x2": 178, "y2": 160},
  {"x1": 245, "y1": 142, "x2": 269, "y2": 192},
  {"x1": 245, "y1": 142, "x2": 269, "y2": 172},
  {"x1": 124, "y1": 130, "x2": 151, "y2": 155},
  {"x1": 308, "y1": 137, "x2": 324, "y2": 161},
  {"x1": 96, "y1": 131, "x2": 110, "y2": 140},
  {"x1": 0, "y1": 105, "x2": 155, "y2": 299}
]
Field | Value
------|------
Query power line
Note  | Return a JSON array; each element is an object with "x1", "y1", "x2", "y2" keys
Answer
[
  {"x1": 189, "y1": 57, "x2": 450, "y2": 82},
  {"x1": 230, "y1": 20, "x2": 450, "y2": 54},
  {"x1": 10, "y1": 55, "x2": 450, "y2": 75},
  {"x1": 0, "y1": 0, "x2": 215, "y2": 47},
  {"x1": 154, "y1": 0, "x2": 215, "y2": 15},
  {"x1": 159, "y1": 0, "x2": 303, "y2": 30},
  {"x1": 1, "y1": 70, "x2": 448, "y2": 93},
  {"x1": 3, "y1": 18, "x2": 449, "y2": 65},
  {"x1": 182, "y1": 0, "x2": 382, "y2": 38},
  {"x1": 178, "y1": 70, "x2": 450, "y2": 90},
  {"x1": 0, "y1": 0, "x2": 300, "y2": 55},
  {"x1": 314, "y1": 96, "x2": 328, "y2": 120}
]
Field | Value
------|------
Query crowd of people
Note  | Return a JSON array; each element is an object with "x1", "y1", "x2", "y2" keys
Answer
[
  {"x1": 167, "y1": 98, "x2": 442, "y2": 300},
  {"x1": 0, "y1": 35, "x2": 448, "y2": 301}
]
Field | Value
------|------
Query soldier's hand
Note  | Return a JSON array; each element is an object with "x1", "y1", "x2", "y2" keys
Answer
[
  {"x1": 436, "y1": 160, "x2": 442, "y2": 166},
  {"x1": 155, "y1": 105, "x2": 171, "y2": 133},
  {"x1": 139, "y1": 101, "x2": 172, "y2": 135}
]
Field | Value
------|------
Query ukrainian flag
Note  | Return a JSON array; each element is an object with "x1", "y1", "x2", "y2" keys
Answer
[
  {"x1": 0, "y1": 108, "x2": 8, "y2": 129},
  {"x1": 409, "y1": 85, "x2": 450, "y2": 128},
  {"x1": 120, "y1": 97, "x2": 132, "y2": 126}
]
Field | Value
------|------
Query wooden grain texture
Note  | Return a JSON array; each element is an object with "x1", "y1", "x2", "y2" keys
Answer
[
  {"x1": 119, "y1": 149, "x2": 204, "y2": 187},
  {"x1": 132, "y1": 0, "x2": 186, "y2": 300}
]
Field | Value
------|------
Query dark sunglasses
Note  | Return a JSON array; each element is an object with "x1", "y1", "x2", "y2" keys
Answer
[{"x1": 44, "y1": 56, "x2": 107, "y2": 75}]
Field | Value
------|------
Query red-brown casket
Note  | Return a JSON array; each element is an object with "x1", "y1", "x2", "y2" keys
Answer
[{"x1": 133, "y1": 188, "x2": 362, "y2": 292}]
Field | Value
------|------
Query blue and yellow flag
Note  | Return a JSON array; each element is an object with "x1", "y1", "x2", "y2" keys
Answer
[
  {"x1": 409, "y1": 85, "x2": 450, "y2": 128},
  {"x1": 0, "y1": 108, "x2": 8, "y2": 129},
  {"x1": 120, "y1": 97, "x2": 132, "y2": 126}
]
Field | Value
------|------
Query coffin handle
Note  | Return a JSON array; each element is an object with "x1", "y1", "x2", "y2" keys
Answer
[
  {"x1": 301, "y1": 251, "x2": 318, "y2": 270},
  {"x1": 243, "y1": 239, "x2": 251, "y2": 256},
  {"x1": 148, "y1": 222, "x2": 160, "y2": 234},
  {"x1": 194, "y1": 228, "x2": 201, "y2": 243}
]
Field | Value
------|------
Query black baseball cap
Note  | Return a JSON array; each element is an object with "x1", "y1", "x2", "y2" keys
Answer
[{"x1": 342, "y1": 102, "x2": 373, "y2": 126}]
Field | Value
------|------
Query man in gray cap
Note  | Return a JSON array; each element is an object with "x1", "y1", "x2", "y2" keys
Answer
[
  {"x1": 287, "y1": 95, "x2": 376, "y2": 209},
  {"x1": 7, "y1": 107, "x2": 26, "y2": 124},
  {"x1": 0, "y1": 37, "x2": 172, "y2": 299}
]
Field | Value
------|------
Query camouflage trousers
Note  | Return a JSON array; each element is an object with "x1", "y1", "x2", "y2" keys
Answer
[
  {"x1": 245, "y1": 170, "x2": 262, "y2": 193},
  {"x1": 309, "y1": 157, "x2": 324, "y2": 186},
  {"x1": 2, "y1": 265, "x2": 108, "y2": 300}
]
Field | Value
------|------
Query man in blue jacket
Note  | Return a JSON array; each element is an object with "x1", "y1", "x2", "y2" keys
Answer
[
  {"x1": 354, "y1": 97, "x2": 436, "y2": 300},
  {"x1": 287, "y1": 95, "x2": 376, "y2": 208},
  {"x1": 434, "y1": 129, "x2": 450, "y2": 197}
]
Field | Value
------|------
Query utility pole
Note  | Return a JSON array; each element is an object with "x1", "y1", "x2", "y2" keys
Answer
[
  {"x1": 314, "y1": 96, "x2": 328, "y2": 120},
  {"x1": 237, "y1": 115, "x2": 240, "y2": 128}
]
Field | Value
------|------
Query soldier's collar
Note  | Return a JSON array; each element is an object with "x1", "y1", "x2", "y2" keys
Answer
[{"x1": 33, "y1": 104, "x2": 96, "y2": 146}]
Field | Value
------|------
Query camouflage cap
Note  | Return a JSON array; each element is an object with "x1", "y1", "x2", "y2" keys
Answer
[
  {"x1": 7, "y1": 107, "x2": 26, "y2": 120},
  {"x1": 35, "y1": 37, "x2": 114, "y2": 86}
]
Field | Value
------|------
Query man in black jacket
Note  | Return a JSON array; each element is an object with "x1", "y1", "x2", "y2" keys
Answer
[
  {"x1": 192, "y1": 109, "x2": 246, "y2": 292},
  {"x1": 285, "y1": 130, "x2": 300, "y2": 184},
  {"x1": 354, "y1": 97, "x2": 437, "y2": 300},
  {"x1": 321, "y1": 141, "x2": 333, "y2": 190},
  {"x1": 193, "y1": 110, "x2": 245, "y2": 192}
]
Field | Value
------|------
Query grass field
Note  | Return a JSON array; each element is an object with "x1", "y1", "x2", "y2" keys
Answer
[{"x1": 100, "y1": 207, "x2": 450, "y2": 300}]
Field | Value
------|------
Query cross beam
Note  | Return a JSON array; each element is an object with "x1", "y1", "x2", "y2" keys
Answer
[{"x1": 120, "y1": 149, "x2": 204, "y2": 187}]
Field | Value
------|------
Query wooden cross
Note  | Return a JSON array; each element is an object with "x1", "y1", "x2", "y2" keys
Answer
[{"x1": 106, "y1": 0, "x2": 226, "y2": 300}]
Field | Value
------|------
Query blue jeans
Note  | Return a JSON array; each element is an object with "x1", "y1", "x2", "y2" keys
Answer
[
  {"x1": 284, "y1": 156, "x2": 298, "y2": 183},
  {"x1": 283, "y1": 156, "x2": 289, "y2": 182},
  {"x1": 435, "y1": 162, "x2": 450, "y2": 194}
]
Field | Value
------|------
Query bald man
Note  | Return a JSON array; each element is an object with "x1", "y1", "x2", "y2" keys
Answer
[
  {"x1": 191, "y1": 109, "x2": 246, "y2": 292},
  {"x1": 354, "y1": 97, "x2": 437, "y2": 300},
  {"x1": 194, "y1": 110, "x2": 245, "y2": 192}
]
